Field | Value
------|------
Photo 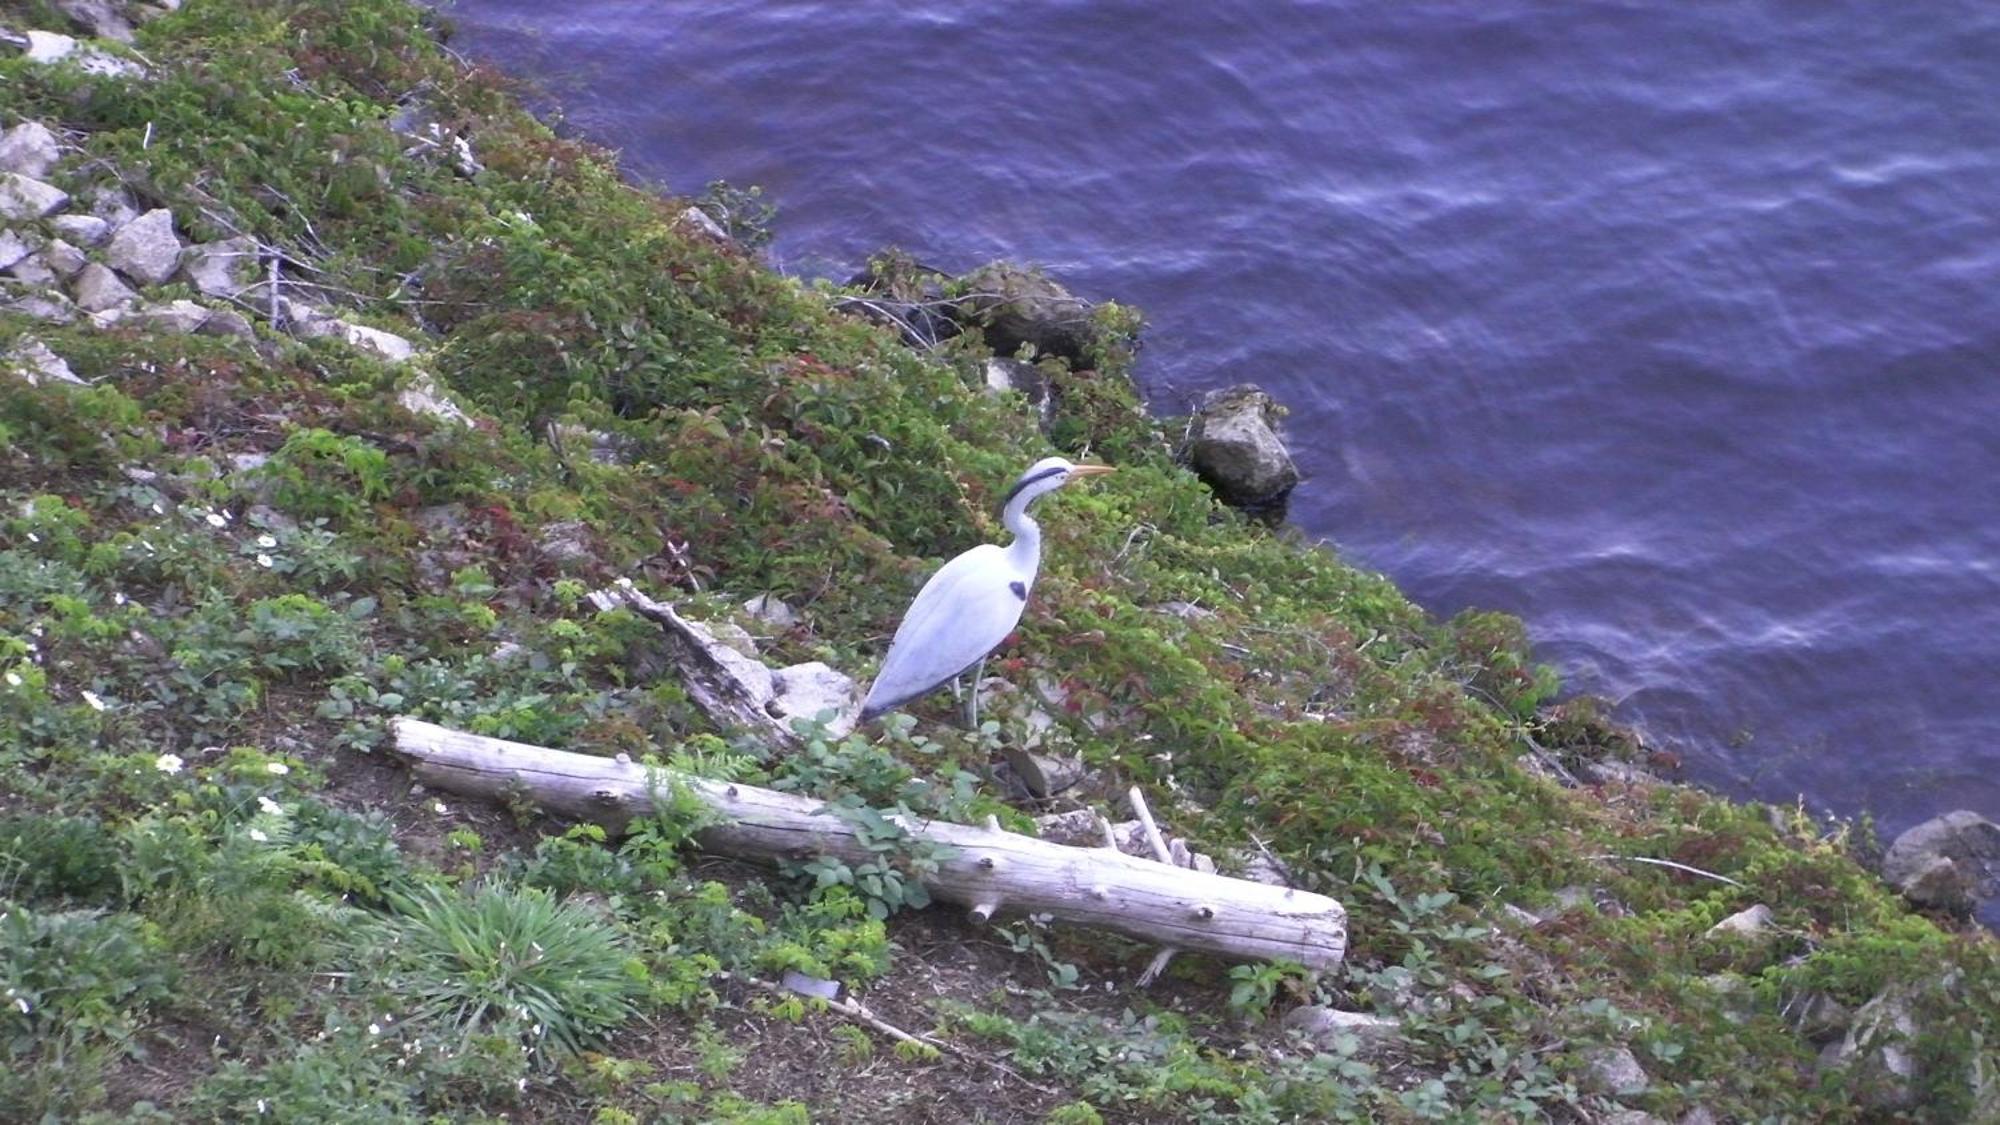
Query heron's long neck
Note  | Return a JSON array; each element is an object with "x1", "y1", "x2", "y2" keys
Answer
[{"x1": 1001, "y1": 490, "x2": 1044, "y2": 574}]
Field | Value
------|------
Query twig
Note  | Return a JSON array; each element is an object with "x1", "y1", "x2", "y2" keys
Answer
[
  {"x1": 1127, "y1": 786, "x2": 1173, "y2": 865},
  {"x1": 1586, "y1": 854, "x2": 1744, "y2": 888},
  {"x1": 723, "y1": 973, "x2": 1059, "y2": 1095}
]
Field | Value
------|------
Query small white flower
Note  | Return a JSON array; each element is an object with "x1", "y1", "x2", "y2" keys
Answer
[
  {"x1": 368, "y1": 1022, "x2": 382, "y2": 1036},
  {"x1": 24, "y1": 532, "x2": 38, "y2": 543},
  {"x1": 257, "y1": 534, "x2": 278, "y2": 548},
  {"x1": 258, "y1": 796, "x2": 282, "y2": 816},
  {"x1": 247, "y1": 828, "x2": 269, "y2": 843},
  {"x1": 154, "y1": 753, "x2": 184, "y2": 774},
  {"x1": 113, "y1": 592, "x2": 127, "y2": 606},
  {"x1": 257, "y1": 1099, "x2": 267, "y2": 1115},
  {"x1": 13, "y1": 997, "x2": 27, "y2": 1014},
  {"x1": 81, "y1": 690, "x2": 105, "y2": 711},
  {"x1": 205, "y1": 512, "x2": 227, "y2": 528},
  {"x1": 255, "y1": 553, "x2": 274, "y2": 568},
  {"x1": 266, "y1": 761, "x2": 290, "y2": 776},
  {"x1": 151, "y1": 501, "x2": 165, "y2": 514},
  {"x1": 4, "y1": 672, "x2": 19, "y2": 687},
  {"x1": 432, "y1": 801, "x2": 448, "y2": 815}
]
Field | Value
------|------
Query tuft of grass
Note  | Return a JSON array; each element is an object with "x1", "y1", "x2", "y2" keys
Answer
[{"x1": 355, "y1": 882, "x2": 643, "y2": 1060}]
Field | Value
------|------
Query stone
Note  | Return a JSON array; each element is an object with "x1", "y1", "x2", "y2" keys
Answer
[
  {"x1": 1033, "y1": 809, "x2": 1113, "y2": 847},
  {"x1": 1785, "y1": 990, "x2": 1852, "y2": 1041},
  {"x1": 87, "y1": 187, "x2": 138, "y2": 229},
  {"x1": 983, "y1": 356, "x2": 1054, "y2": 430},
  {"x1": 0, "y1": 229, "x2": 32, "y2": 271},
  {"x1": 197, "y1": 308, "x2": 257, "y2": 340},
  {"x1": 1188, "y1": 383, "x2": 1301, "y2": 511},
  {"x1": 1497, "y1": 902, "x2": 1544, "y2": 929},
  {"x1": 0, "y1": 173, "x2": 70, "y2": 221},
  {"x1": 397, "y1": 373, "x2": 471, "y2": 425},
  {"x1": 9, "y1": 292, "x2": 77, "y2": 324},
  {"x1": 1600, "y1": 1113, "x2": 1668, "y2": 1125},
  {"x1": 71, "y1": 262, "x2": 138, "y2": 312},
  {"x1": 999, "y1": 745, "x2": 1087, "y2": 798},
  {"x1": 768, "y1": 662, "x2": 860, "y2": 739},
  {"x1": 1880, "y1": 810, "x2": 2000, "y2": 912},
  {"x1": 1697, "y1": 974, "x2": 1758, "y2": 1025},
  {"x1": 50, "y1": 213, "x2": 109, "y2": 246},
  {"x1": 55, "y1": 0, "x2": 138, "y2": 43},
  {"x1": 536, "y1": 520, "x2": 595, "y2": 567},
  {"x1": 6, "y1": 253, "x2": 56, "y2": 285},
  {"x1": 1582, "y1": 758, "x2": 1661, "y2": 788},
  {"x1": 38, "y1": 239, "x2": 86, "y2": 278},
  {"x1": 678, "y1": 205, "x2": 727, "y2": 240},
  {"x1": 0, "y1": 122, "x2": 62, "y2": 178},
  {"x1": 1280, "y1": 1006, "x2": 1402, "y2": 1054},
  {"x1": 1817, "y1": 988, "x2": 1920, "y2": 1112},
  {"x1": 180, "y1": 235, "x2": 258, "y2": 297},
  {"x1": 1706, "y1": 903, "x2": 1775, "y2": 939},
  {"x1": 22, "y1": 30, "x2": 144, "y2": 77},
  {"x1": 114, "y1": 299, "x2": 212, "y2": 334},
  {"x1": 4, "y1": 337, "x2": 84, "y2": 386},
  {"x1": 741, "y1": 593, "x2": 799, "y2": 630},
  {"x1": 1580, "y1": 1045, "x2": 1650, "y2": 1098},
  {"x1": 953, "y1": 261, "x2": 1099, "y2": 365},
  {"x1": 104, "y1": 207, "x2": 183, "y2": 285},
  {"x1": 296, "y1": 316, "x2": 417, "y2": 362}
]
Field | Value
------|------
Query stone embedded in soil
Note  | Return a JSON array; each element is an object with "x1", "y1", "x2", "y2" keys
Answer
[
  {"x1": 0, "y1": 173, "x2": 70, "y2": 221},
  {"x1": 105, "y1": 207, "x2": 184, "y2": 285},
  {"x1": 50, "y1": 213, "x2": 110, "y2": 246},
  {"x1": 72, "y1": 261, "x2": 139, "y2": 312},
  {"x1": 181, "y1": 235, "x2": 259, "y2": 297},
  {"x1": 0, "y1": 228, "x2": 32, "y2": 271},
  {"x1": 1706, "y1": 902, "x2": 1775, "y2": 940},
  {"x1": 397, "y1": 373, "x2": 471, "y2": 425},
  {"x1": 0, "y1": 122, "x2": 62, "y2": 178},
  {"x1": 1880, "y1": 809, "x2": 2000, "y2": 912},
  {"x1": 55, "y1": 0, "x2": 139, "y2": 43},
  {"x1": 4, "y1": 336, "x2": 84, "y2": 386},
  {"x1": 1581, "y1": 1045, "x2": 1650, "y2": 1097},
  {"x1": 1280, "y1": 1006, "x2": 1403, "y2": 1054},
  {"x1": 6, "y1": 252, "x2": 58, "y2": 286},
  {"x1": 39, "y1": 238, "x2": 87, "y2": 278},
  {"x1": 9, "y1": 291, "x2": 77, "y2": 324}
]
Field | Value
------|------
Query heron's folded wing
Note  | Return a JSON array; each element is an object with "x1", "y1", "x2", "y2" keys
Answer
[{"x1": 863, "y1": 545, "x2": 1028, "y2": 714}]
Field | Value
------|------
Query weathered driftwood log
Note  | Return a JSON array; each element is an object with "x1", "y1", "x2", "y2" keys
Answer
[{"x1": 391, "y1": 718, "x2": 1347, "y2": 970}]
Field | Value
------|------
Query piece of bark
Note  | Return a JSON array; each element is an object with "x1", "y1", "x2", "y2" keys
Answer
[{"x1": 391, "y1": 717, "x2": 1347, "y2": 969}]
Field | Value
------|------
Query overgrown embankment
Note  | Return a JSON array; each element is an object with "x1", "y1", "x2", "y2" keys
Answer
[{"x1": 1, "y1": 2, "x2": 1994, "y2": 1121}]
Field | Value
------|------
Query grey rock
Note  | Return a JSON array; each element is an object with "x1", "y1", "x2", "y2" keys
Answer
[
  {"x1": 105, "y1": 207, "x2": 183, "y2": 285},
  {"x1": 768, "y1": 662, "x2": 860, "y2": 739},
  {"x1": 296, "y1": 315, "x2": 417, "y2": 362},
  {"x1": 1881, "y1": 810, "x2": 2000, "y2": 912},
  {"x1": 1280, "y1": 1006, "x2": 1402, "y2": 1054},
  {"x1": 71, "y1": 262, "x2": 137, "y2": 312},
  {"x1": 38, "y1": 239, "x2": 86, "y2": 278},
  {"x1": 181, "y1": 235, "x2": 258, "y2": 297},
  {"x1": 536, "y1": 520, "x2": 595, "y2": 567},
  {"x1": 983, "y1": 356, "x2": 1054, "y2": 430},
  {"x1": 0, "y1": 122, "x2": 62, "y2": 178},
  {"x1": 1189, "y1": 383, "x2": 1300, "y2": 510},
  {"x1": 1784, "y1": 990, "x2": 1852, "y2": 1041},
  {"x1": 113, "y1": 299, "x2": 212, "y2": 334},
  {"x1": 678, "y1": 205, "x2": 729, "y2": 240},
  {"x1": 50, "y1": 213, "x2": 109, "y2": 246},
  {"x1": 8, "y1": 291, "x2": 77, "y2": 324},
  {"x1": 5, "y1": 337, "x2": 84, "y2": 386},
  {"x1": 1600, "y1": 1113, "x2": 1668, "y2": 1125},
  {"x1": 1817, "y1": 988, "x2": 1920, "y2": 1111},
  {"x1": 1033, "y1": 809, "x2": 1114, "y2": 847},
  {"x1": 953, "y1": 261, "x2": 1099, "y2": 365},
  {"x1": 1150, "y1": 600, "x2": 1217, "y2": 622},
  {"x1": 741, "y1": 593, "x2": 799, "y2": 630},
  {"x1": 22, "y1": 30, "x2": 144, "y2": 77},
  {"x1": 197, "y1": 308, "x2": 257, "y2": 340},
  {"x1": 1706, "y1": 903, "x2": 1775, "y2": 940},
  {"x1": 1698, "y1": 973, "x2": 1758, "y2": 1025},
  {"x1": 55, "y1": 0, "x2": 137, "y2": 43},
  {"x1": 1000, "y1": 745, "x2": 1087, "y2": 798},
  {"x1": 1581, "y1": 1045, "x2": 1650, "y2": 1098},
  {"x1": 0, "y1": 229, "x2": 33, "y2": 271},
  {"x1": 1582, "y1": 758, "x2": 1661, "y2": 788},
  {"x1": 1678, "y1": 1109, "x2": 1720, "y2": 1125},
  {"x1": 397, "y1": 373, "x2": 471, "y2": 425},
  {"x1": 87, "y1": 187, "x2": 138, "y2": 229},
  {"x1": 0, "y1": 173, "x2": 70, "y2": 221},
  {"x1": 6, "y1": 253, "x2": 56, "y2": 285},
  {"x1": 1233, "y1": 851, "x2": 1293, "y2": 887},
  {"x1": 1496, "y1": 902, "x2": 1544, "y2": 929}
]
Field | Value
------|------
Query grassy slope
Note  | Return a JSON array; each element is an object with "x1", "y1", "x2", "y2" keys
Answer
[{"x1": 1, "y1": 2, "x2": 1994, "y2": 1121}]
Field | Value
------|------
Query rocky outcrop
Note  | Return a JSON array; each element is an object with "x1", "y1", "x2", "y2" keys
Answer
[
  {"x1": 1187, "y1": 383, "x2": 1300, "y2": 512},
  {"x1": 952, "y1": 261, "x2": 1100, "y2": 366},
  {"x1": 1880, "y1": 810, "x2": 2000, "y2": 912}
]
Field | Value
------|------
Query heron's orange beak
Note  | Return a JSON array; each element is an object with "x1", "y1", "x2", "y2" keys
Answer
[{"x1": 1068, "y1": 464, "x2": 1116, "y2": 479}]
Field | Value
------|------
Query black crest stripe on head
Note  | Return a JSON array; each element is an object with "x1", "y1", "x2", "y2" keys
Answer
[{"x1": 1000, "y1": 465, "x2": 1068, "y2": 508}]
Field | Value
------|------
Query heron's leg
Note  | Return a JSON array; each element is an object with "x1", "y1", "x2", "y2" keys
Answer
[{"x1": 961, "y1": 656, "x2": 986, "y2": 730}]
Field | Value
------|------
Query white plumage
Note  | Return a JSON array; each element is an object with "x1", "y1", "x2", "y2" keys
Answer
[{"x1": 860, "y1": 456, "x2": 1114, "y2": 723}]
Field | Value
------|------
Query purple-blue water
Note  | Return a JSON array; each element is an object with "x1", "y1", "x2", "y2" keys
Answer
[{"x1": 443, "y1": 2, "x2": 2000, "y2": 845}]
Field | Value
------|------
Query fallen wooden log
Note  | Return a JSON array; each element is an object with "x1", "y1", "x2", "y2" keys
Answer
[{"x1": 391, "y1": 718, "x2": 1347, "y2": 970}]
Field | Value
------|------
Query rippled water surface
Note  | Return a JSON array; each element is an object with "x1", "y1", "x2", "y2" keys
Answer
[{"x1": 444, "y1": 1, "x2": 2000, "y2": 838}]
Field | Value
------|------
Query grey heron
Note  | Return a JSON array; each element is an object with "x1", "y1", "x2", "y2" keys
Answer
[{"x1": 859, "y1": 456, "x2": 1115, "y2": 725}]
